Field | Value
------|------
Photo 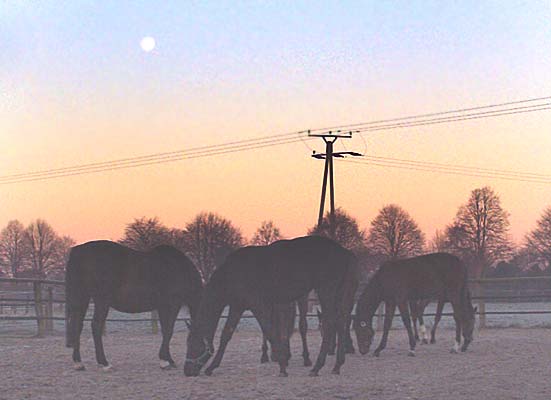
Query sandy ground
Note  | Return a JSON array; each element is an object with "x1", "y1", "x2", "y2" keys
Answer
[{"x1": 1, "y1": 328, "x2": 551, "y2": 400}]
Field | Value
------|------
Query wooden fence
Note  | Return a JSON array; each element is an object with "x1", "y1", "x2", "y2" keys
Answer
[{"x1": 1, "y1": 276, "x2": 551, "y2": 336}]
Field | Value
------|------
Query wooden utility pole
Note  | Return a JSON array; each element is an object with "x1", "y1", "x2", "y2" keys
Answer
[{"x1": 310, "y1": 130, "x2": 362, "y2": 236}]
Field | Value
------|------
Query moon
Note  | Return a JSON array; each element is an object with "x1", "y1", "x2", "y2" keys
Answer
[{"x1": 140, "y1": 36, "x2": 156, "y2": 52}]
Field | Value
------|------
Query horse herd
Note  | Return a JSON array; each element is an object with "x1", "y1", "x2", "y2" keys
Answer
[{"x1": 64, "y1": 236, "x2": 477, "y2": 377}]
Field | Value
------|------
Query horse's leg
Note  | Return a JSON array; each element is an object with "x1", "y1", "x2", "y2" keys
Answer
[
  {"x1": 91, "y1": 300, "x2": 111, "y2": 370},
  {"x1": 309, "y1": 290, "x2": 336, "y2": 377},
  {"x1": 410, "y1": 300, "x2": 420, "y2": 343},
  {"x1": 204, "y1": 305, "x2": 244, "y2": 376},
  {"x1": 251, "y1": 304, "x2": 289, "y2": 377},
  {"x1": 450, "y1": 299, "x2": 462, "y2": 354},
  {"x1": 260, "y1": 334, "x2": 270, "y2": 363},
  {"x1": 275, "y1": 305, "x2": 292, "y2": 377},
  {"x1": 158, "y1": 304, "x2": 180, "y2": 369},
  {"x1": 373, "y1": 301, "x2": 396, "y2": 357},
  {"x1": 297, "y1": 297, "x2": 312, "y2": 366},
  {"x1": 71, "y1": 298, "x2": 89, "y2": 371},
  {"x1": 330, "y1": 303, "x2": 348, "y2": 375},
  {"x1": 397, "y1": 301, "x2": 417, "y2": 356},
  {"x1": 431, "y1": 299, "x2": 445, "y2": 344},
  {"x1": 344, "y1": 314, "x2": 355, "y2": 354}
]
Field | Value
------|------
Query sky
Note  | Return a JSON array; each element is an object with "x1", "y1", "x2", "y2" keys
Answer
[{"x1": 1, "y1": 1, "x2": 551, "y2": 245}]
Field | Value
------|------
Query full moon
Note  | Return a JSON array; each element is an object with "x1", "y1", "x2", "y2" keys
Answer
[{"x1": 140, "y1": 36, "x2": 156, "y2": 52}]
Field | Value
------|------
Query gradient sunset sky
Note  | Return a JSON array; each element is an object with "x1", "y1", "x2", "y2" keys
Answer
[{"x1": 1, "y1": 1, "x2": 551, "y2": 245}]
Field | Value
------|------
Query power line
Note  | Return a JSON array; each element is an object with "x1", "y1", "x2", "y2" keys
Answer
[
  {"x1": 1, "y1": 96, "x2": 550, "y2": 185},
  {"x1": 339, "y1": 158, "x2": 551, "y2": 185}
]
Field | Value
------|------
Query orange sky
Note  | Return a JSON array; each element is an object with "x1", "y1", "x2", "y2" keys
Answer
[{"x1": 2, "y1": 2, "x2": 551, "y2": 246}]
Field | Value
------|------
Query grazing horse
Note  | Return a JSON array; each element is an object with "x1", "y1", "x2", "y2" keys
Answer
[
  {"x1": 65, "y1": 240, "x2": 202, "y2": 371},
  {"x1": 353, "y1": 253, "x2": 476, "y2": 357},
  {"x1": 260, "y1": 294, "x2": 312, "y2": 367},
  {"x1": 184, "y1": 236, "x2": 358, "y2": 377}
]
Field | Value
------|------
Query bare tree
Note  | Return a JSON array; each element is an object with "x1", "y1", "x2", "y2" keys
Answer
[
  {"x1": 308, "y1": 208, "x2": 367, "y2": 252},
  {"x1": 446, "y1": 186, "x2": 512, "y2": 277},
  {"x1": 183, "y1": 212, "x2": 244, "y2": 281},
  {"x1": 251, "y1": 221, "x2": 282, "y2": 245},
  {"x1": 119, "y1": 217, "x2": 170, "y2": 251},
  {"x1": 0, "y1": 220, "x2": 26, "y2": 277},
  {"x1": 368, "y1": 204, "x2": 425, "y2": 260},
  {"x1": 525, "y1": 206, "x2": 551, "y2": 268},
  {"x1": 23, "y1": 219, "x2": 70, "y2": 278},
  {"x1": 47, "y1": 235, "x2": 76, "y2": 279},
  {"x1": 428, "y1": 229, "x2": 448, "y2": 253}
]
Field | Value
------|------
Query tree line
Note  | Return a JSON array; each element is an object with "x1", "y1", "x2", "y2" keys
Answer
[{"x1": 2, "y1": 186, "x2": 551, "y2": 281}]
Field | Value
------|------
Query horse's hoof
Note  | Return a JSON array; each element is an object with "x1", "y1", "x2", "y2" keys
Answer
[
  {"x1": 99, "y1": 364, "x2": 113, "y2": 372},
  {"x1": 408, "y1": 350, "x2": 415, "y2": 357},
  {"x1": 303, "y1": 359, "x2": 312, "y2": 367},
  {"x1": 450, "y1": 348, "x2": 458, "y2": 354},
  {"x1": 422, "y1": 339, "x2": 429, "y2": 345},
  {"x1": 331, "y1": 368, "x2": 340, "y2": 375},
  {"x1": 260, "y1": 356, "x2": 269, "y2": 364},
  {"x1": 309, "y1": 370, "x2": 319, "y2": 377},
  {"x1": 430, "y1": 338, "x2": 436, "y2": 344},
  {"x1": 204, "y1": 368, "x2": 213, "y2": 376},
  {"x1": 160, "y1": 360, "x2": 174, "y2": 370},
  {"x1": 73, "y1": 363, "x2": 85, "y2": 371},
  {"x1": 373, "y1": 351, "x2": 380, "y2": 357},
  {"x1": 279, "y1": 372, "x2": 288, "y2": 377}
]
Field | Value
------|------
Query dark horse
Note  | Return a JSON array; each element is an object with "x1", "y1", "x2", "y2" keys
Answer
[
  {"x1": 65, "y1": 240, "x2": 203, "y2": 371},
  {"x1": 260, "y1": 294, "x2": 312, "y2": 366},
  {"x1": 184, "y1": 236, "x2": 358, "y2": 377},
  {"x1": 353, "y1": 253, "x2": 476, "y2": 357}
]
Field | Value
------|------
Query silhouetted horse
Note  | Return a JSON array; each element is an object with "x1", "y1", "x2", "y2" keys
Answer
[
  {"x1": 65, "y1": 241, "x2": 202, "y2": 371},
  {"x1": 184, "y1": 236, "x2": 358, "y2": 377},
  {"x1": 353, "y1": 253, "x2": 476, "y2": 357},
  {"x1": 260, "y1": 294, "x2": 312, "y2": 366}
]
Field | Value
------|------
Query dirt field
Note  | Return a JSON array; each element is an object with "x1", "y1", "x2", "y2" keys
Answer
[{"x1": 1, "y1": 328, "x2": 550, "y2": 400}]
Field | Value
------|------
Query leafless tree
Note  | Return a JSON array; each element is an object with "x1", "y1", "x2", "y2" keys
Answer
[
  {"x1": 524, "y1": 206, "x2": 551, "y2": 268},
  {"x1": 445, "y1": 186, "x2": 512, "y2": 277},
  {"x1": 119, "y1": 217, "x2": 171, "y2": 251},
  {"x1": 183, "y1": 212, "x2": 244, "y2": 281},
  {"x1": 0, "y1": 220, "x2": 26, "y2": 277},
  {"x1": 308, "y1": 208, "x2": 367, "y2": 253},
  {"x1": 23, "y1": 219, "x2": 73, "y2": 278},
  {"x1": 251, "y1": 221, "x2": 282, "y2": 245},
  {"x1": 428, "y1": 229, "x2": 448, "y2": 253},
  {"x1": 368, "y1": 204, "x2": 425, "y2": 260}
]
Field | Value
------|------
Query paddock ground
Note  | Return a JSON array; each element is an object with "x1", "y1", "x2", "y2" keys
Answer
[{"x1": 1, "y1": 328, "x2": 550, "y2": 400}]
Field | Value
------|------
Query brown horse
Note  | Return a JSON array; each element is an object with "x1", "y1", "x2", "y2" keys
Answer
[
  {"x1": 353, "y1": 253, "x2": 476, "y2": 357},
  {"x1": 65, "y1": 241, "x2": 202, "y2": 371},
  {"x1": 184, "y1": 236, "x2": 358, "y2": 377},
  {"x1": 260, "y1": 294, "x2": 312, "y2": 366}
]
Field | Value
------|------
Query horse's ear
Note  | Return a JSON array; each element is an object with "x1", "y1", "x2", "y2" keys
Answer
[{"x1": 184, "y1": 319, "x2": 192, "y2": 330}]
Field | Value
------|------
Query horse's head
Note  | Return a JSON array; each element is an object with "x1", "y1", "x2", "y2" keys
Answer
[
  {"x1": 183, "y1": 321, "x2": 213, "y2": 377},
  {"x1": 353, "y1": 316, "x2": 374, "y2": 355}
]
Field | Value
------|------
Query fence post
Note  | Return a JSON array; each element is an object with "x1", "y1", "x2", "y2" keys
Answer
[
  {"x1": 33, "y1": 281, "x2": 45, "y2": 337},
  {"x1": 46, "y1": 287, "x2": 54, "y2": 334},
  {"x1": 151, "y1": 310, "x2": 159, "y2": 334}
]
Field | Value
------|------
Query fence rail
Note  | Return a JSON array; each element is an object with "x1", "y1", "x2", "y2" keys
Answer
[{"x1": 1, "y1": 276, "x2": 551, "y2": 336}]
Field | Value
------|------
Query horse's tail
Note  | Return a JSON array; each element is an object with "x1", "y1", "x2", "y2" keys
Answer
[{"x1": 65, "y1": 247, "x2": 83, "y2": 348}]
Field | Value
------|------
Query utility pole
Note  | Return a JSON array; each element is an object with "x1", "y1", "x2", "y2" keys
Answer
[{"x1": 310, "y1": 130, "x2": 362, "y2": 237}]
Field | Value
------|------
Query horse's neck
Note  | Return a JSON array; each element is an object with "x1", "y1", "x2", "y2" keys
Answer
[
  {"x1": 358, "y1": 279, "x2": 382, "y2": 324},
  {"x1": 198, "y1": 285, "x2": 226, "y2": 344}
]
